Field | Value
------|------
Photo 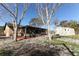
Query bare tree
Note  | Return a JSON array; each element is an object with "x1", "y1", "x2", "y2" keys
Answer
[
  {"x1": 37, "y1": 3, "x2": 61, "y2": 40},
  {"x1": 0, "y1": 3, "x2": 29, "y2": 41}
]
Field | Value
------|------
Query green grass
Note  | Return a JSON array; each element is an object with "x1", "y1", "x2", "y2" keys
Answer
[
  {"x1": 49, "y1": 39, "x2": 79, "y2": 56},
  {"x1": 65, "y1": 35, "x2": 79, "y2": 39},
  {"x1": 51, "y1": 39, "x2": 79, "y2": 48}
]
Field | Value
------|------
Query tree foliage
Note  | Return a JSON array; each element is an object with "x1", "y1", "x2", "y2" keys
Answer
[{"x1": 29, "y1": 18, "x2": 45, "y2": 27}]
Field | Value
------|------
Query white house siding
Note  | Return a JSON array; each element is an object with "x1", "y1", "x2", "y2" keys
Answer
[
  {"x1": 4, "y1": 25, "x2": 13, "y2": 37},
  {"x1": 55, "y1": 27, "x2": 75, "y2": 36}
]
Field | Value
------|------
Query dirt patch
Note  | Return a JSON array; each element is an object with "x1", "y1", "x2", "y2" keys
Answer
[
  {"x1": 0, "y1": 36, "x2": 72, "y2": 56},
  {"x1": 11, "y1": 43, "x2": 71, "y2": 56}
]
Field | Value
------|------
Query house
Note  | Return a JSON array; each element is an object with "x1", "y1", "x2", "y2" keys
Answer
[
  {"x1": 23, "y1": 25, "x2": 47, "y2": 37},
  {"x1": 55, "y1": 27, "x2": 75, "y2": 36},
  {"x1": 4, "y1": 23, "x2": 13, "y2": 37},
  {"x1": 4, "y1": 23, "x2": 47, "y2": 37}
]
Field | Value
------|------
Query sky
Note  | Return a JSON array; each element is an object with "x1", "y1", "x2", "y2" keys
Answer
[
  {"x1": 55, "y1": 3, "x2": 79, "y2": 22},
  {"x1": 0, "y1": 3, "x2": 79, "y2": 30}
]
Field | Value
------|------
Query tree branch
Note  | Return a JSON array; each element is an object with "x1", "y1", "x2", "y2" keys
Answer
[
  {"x1": 49, "y1": 3, "x2": 61, "y2": 20},
  {"x1": 18, "y1": 4, "x2": 28, "y2": 25},
  {"x1": 15, "y1": 4, "x2": 18, "y2": 23},
  {"x1": 37, "y1": 4, "x2": 46, "y2": 25},
  {"x1": 0, "y1": 3, "x2": 16, "y2": 18}
]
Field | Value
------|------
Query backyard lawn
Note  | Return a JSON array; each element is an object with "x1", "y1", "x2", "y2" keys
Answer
[
  {"x1": 0, "y1": 36, "x2": 79, "y2": 56},
  {"x1": 51, "y1": 39, "x2": 79, "y2": 56}
]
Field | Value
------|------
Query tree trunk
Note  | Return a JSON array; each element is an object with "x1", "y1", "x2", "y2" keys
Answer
[
  {"x1": 13, "y1": 23, "x2": 17, "y2": 41},
  {"x1": 47, "y1": 23, "x2": 51, "y2": 40},
  {"x1": 46, "y1": 6, "x2": 52, "y2": 40}
]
